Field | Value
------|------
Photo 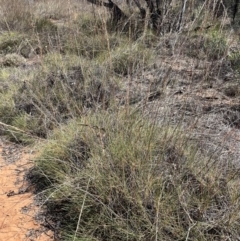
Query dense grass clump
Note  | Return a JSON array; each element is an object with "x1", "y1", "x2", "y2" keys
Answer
[
  {"x1": 203, "y1": 30, "x2": 228, "y2": 60},
  {"x1": 0, "y1": 53, "x2": 118, "y2": 143},
  {"x1": 104, "y1": 42, "x2": 153, "y2": 75},
  {"x1": 29, "y1": 110, "x2": 240, "y2": 240},
  {"x1": 0, "y1": 32, "x2": 27, "y2": 54}
]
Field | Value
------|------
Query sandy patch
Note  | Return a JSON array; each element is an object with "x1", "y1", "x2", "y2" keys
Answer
[{"x1": 0, "y1": 141, "x2": 53, "y2": 241}]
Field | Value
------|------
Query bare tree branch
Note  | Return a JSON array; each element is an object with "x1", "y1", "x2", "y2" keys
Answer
[{"x1": 178, "y1": 0, "x2": 188, "y2": 31}]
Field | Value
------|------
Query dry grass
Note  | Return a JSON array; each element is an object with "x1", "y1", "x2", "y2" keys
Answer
[
  {"x1": 0, "y1": 0, "x2": 239, "y2": 240},
  {"x1": 30, "y1": 111, "x2": 240, "y2": 240}
]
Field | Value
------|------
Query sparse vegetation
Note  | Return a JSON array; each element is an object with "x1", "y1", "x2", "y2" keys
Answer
[{"x1": 0, "y1": 0, "x2": 240, "y2": 240}]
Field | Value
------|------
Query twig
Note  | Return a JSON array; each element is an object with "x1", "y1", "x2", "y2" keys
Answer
[
  {"x1": 0, "y1": 120, "x2": 43, "y2": 140},
  {"x1": 185, "y1": 223, "x2": 197, "y2": 241}
]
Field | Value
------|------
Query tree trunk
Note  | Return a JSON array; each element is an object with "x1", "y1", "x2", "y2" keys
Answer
[
  {"x1": 87, "y1": 0, "x2": 127, "y2": 24},
  {"x1": 233, "y1": 0, "x2": 240, "y2": 22},
  {"x1": 145, "y1": 0, "x2": 161, "y2": 31}
]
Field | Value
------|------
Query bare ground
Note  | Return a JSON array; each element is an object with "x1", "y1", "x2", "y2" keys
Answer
[{"x1": 0, "y1": 138, "x2": 53, "y2": 241}]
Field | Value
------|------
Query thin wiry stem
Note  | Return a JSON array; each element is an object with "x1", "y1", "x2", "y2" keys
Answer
[{"x1": 73, "y1": 178, "x2": 91, "y2": 241}]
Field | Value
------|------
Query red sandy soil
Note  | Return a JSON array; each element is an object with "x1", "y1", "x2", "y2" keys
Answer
[{"x1": 0, "y1": 140, "x2": 53, "y2": 241}]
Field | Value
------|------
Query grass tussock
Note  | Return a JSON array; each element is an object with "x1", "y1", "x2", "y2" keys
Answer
[
  {"x1": 29, "y1": 110, "x2": 240, "y2": 240},
  {"x1": 1, "y1": 53, "x2": 26, "y2": 67},
  {"x1": 203, "y1": 30, "x2": 228, "y2": 60},
  {"x1": 0, "y1": 32, "x2": 27, "y2": 54},
  {"x1": 1, "y1": 53, "x2": 118, "y2": 143},
  {"x1": 102, "y1": 42, "x2": 154, "y2": 75},
  {"x1": 0, "y1": 89, "x2": 16, "y2": 124}
]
